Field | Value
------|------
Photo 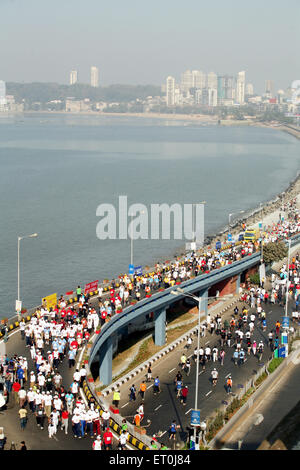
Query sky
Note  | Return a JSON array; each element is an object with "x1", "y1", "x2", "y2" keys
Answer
[{"x1": 0, "y1": 0, "x2": 299, "y2": 93}]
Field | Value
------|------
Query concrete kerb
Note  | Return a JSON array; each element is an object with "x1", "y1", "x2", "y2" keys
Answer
[{"x1": 207, "y1": 330, "x2": 300, "y2": 450}]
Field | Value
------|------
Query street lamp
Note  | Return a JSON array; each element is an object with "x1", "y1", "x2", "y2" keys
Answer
[
  {"x1": 128, "y1": 211, "x2": 145, "y2": 273},
  {"x1": 17, "y1": 233, "x2": 38, "y2": 317},
  {"x1": 170, "y1": 287, "x2": 232, "y2": 449}
]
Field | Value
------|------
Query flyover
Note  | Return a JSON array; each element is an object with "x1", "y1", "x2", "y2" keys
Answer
[
  {"x1": 89, "y1": 232, "x2": 300, "y2": 385},
  {"x1": 90, "y1": 252, "x2": 261, "y2": 385}
]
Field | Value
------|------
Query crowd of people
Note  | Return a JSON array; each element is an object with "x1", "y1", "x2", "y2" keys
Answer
[{"x1": 0, "y1": 196, "x2": 299, "y2": 450}]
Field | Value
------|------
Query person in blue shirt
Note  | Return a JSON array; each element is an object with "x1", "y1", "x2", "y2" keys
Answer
[
  {"x1": 176, "y1": 380, "x2": 182, "y2": 398},
  {"x1": 153, "y1": 376, "x2": 160, "y2": 395},
  {"x1": 68, "y1": 348, "x2": 76, "y2": 369},
  {"x1": 169, "y1": 420, "x2": 177, "y2": 440},
  {"x1": 239, "y1": 349, "x2": 245, "y2": 365},
  {"x1": 233, "y1": 350, "x2": 239, "y2": 365}
]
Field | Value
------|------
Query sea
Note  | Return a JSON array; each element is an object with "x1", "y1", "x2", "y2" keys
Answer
[{"x1": 0, "y1": 113, "x2": 299, "y2": 319}]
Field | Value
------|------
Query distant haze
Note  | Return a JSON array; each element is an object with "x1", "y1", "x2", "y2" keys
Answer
[{"x1": 0, "y1": 0, "x2": 299, "y2": 93}]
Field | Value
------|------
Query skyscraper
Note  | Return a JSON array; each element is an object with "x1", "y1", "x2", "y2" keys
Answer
[
  {"x1": 265, "y1": 80, "x2": 273, "y2": 97},
  {"x1": 90, "y1": 66, "x2": 99, "y2": 87},
  {"x1": 166, "y1": 76, "x2": 175, "y2": 107},
  {"x1": 207, "y1": 72, "x2": 218, "y2": 90},
  {"x1": 69, "y1": 70, "x2": 78, "y2": 85},
  {"x1": 192, "y1": 70, "x2": 206, "y2": 90},
  {"x1": 180, "y1": 70, "x2": 193, "y2": 93},
  {"x1": 0, "y1": 80, "x2": 7, "y2": 107},
  {"x1": 245, "y1": 83, "x2": 254, "y2": 96},
  {"x1": 236, "y1": 71, "x2": 246, "y2": 105},
  {"x1": 217, "y1": 75, "x2": 235, "y2": 105}
]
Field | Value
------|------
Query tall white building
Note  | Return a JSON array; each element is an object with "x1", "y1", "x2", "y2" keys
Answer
[
  {"x1": 90, "y1": 66, "x2": 99, "y2": 87},
  {"x1": 192, "y1": 70, "x2": 206, "y2": 90},
  {"x1": 245, "y1": 83, "x2": 254, "y2": 96},
  {"x1": 0, "y1": 80, "x2": 7, "y2": 109},
  {"x1": 181, "y1": 70, "x2": 206, "y2": 93},
  {"x1": 236, "y1": 71, "x2": 246, "y2": 104},
  {"x1": 69, "y1": 70, "x2": 78, "y2": 85},
  {"x1": 180, "y1": 70, "x2": 193, "y2": 93},
  {"x1": 166, "y1": 76, "x2": 175, "y2": 107},
  {"x1": 207, "y1": 72, "x2": 218, "y2": 90}
]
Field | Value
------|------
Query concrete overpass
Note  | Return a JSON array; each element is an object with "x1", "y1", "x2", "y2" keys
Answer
[{"x1": 90, "y1": 252, "x2": 261, "y2": 385}]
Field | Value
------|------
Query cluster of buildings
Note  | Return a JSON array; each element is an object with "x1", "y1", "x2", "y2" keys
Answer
[
  {"x1": 0, "y1": 68, "x2": 300, "y2": 119},
  {"x1": 0, "y1": 80, "x2": 24, "y2": 112},
  {"x1": 69, "y1": 66, "x2": 99, "y2": 87},
  {"x1": 165, "y1": 70, "x2": 247, "y2": 107},
  {"x1": 164, "y1": 70, "x2": 300, "y2": 116}
]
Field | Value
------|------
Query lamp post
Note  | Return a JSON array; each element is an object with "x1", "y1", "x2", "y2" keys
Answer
[
  {"x1": 170, "y1": 288, "x2": 232, "y2": 449},
  {"x1": 128, "y1": 211, "x2": 145, "y2": 274},
  {"x1": 17, "y1": 233, "x2": 38, "y2": 317}
]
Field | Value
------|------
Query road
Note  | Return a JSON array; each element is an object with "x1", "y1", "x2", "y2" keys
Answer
[{"x1": 103, "y1": 298, "x2": 295, "y2": 447}]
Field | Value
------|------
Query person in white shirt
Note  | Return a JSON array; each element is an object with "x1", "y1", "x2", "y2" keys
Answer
[
  {"x1": 37, "y1": 373, "x2": 45, "y2": 391},
  {"x1": 44, "y1": 392, "x2": 52, "y2": 418},
  {"x1": 27, "y1": 388, "x2": 36, "y2": 412},
  {"x1": 118, "y1": 431, "x2": 128, "y2": 450},
  {"x1": 101, "y1": 409, "x2": 110, "y2": 431},
  {"x1": 73, "y1": 369, "x2": 81, "y2": 383},
  {"x1": 53, "y1": 395, "x2": 62, "y2": 412},
  {"x1": 93, "y1": 435, "x2": 102, "y2": 450}
]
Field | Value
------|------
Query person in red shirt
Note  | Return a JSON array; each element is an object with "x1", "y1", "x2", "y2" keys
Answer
[
  {"x1": 70, "y1": 338, "x2": 78, "y2": 351},
  {"x1": 84, "y1": 330, "x2": 90, "y2": 343},
  {"x1": 103, "y1": 428, "x2": 113, "y2": 450},
  {"x1": 61, "y1": 409, "x2": 69, "y2": 435},
  {"x1": 100, "y1": 311, "x2": 107, "y2": 326},
  {"x1": 180, "y1": 385, "x2": 188, "y2": 405},
  {"x1": 12, "y1": 381, "x2": 21, "y2": 405}
]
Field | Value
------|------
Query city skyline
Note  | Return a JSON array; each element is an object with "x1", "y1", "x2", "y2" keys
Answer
[{"x1": 0, "y1": 0, "x2": 299, "y2": 94}]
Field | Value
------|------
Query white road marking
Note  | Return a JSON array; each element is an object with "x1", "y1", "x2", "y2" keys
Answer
[
  {"x1": 121, "y1": 402, "x2": 129, "y2": 408},
  {"x1": 169, "y1": 368, "x2": 176, "y2": 373},
  {"x1": 185, "y1": 408, "x2": 192, "y2": 415},
  {"x1": 154, "y1": 404, "x2": 162, "y2": 411},
  {"x1": 206, "y1": 390, "x2": 212, "y2": 397},
  {"x1": 147, "y1": 384, "x2": 153, "y2": 389}
]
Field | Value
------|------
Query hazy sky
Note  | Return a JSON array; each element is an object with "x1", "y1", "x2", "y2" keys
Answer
[{"x1": 0, "y1": 0, "x2": 299, "y2": 93}]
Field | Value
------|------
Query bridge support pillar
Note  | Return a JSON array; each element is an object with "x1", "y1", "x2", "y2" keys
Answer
[
  {"x1": 199, "y1": 288, "x2": 209, "y2": 321},
  {"x1": 236, "y1": 274, "x2": 241, "y2": 294},
  {"x1": 99, "y1": 335, "x2": 113, "y2": 386},
  {"x1": 154, "y1": 308, "x2": 166, "y2": 346}
]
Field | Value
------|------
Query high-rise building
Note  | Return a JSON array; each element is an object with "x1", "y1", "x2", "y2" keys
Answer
[
  {"x1": 166, "y1": 76, "x2": 175, "y2": 107},
  {"x1": 207, "y1": 72, "x2": 218, "y2": 90},
  {"x1": 181, "y1": 70, "x2": 206, "y2": 93},
  {"x1": 265, "y1": 80, "x2": 273, "y2": 97},
  {"x1": 192, "y1": 70, "x2": 206, "y2": 90},
  {"x1": 217, "y1": 75, "x2": 235, "y2": 105},
  {"x1": 90, "y1": 66, "x2": 99, "y2": 87},
  {"x1": 180, "y1": 70, "x2": 193, "y2": 93},
  {"x1": 0, "y1": 80, "x2": 7, "y2": 108},
  {"x1": 245, "y1": 83, "x2": 254, "y2": 96},
  {"x1": 70, "y1": 70, "x2": 78, "y2": 85},
  {"x1": 236, "y1": 71, "x2": 246, "y2": 105}
]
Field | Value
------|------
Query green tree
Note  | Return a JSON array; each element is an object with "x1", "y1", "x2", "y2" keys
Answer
[{"x1": 263, "y1": 241, "x2": 288, "y2": 265}]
